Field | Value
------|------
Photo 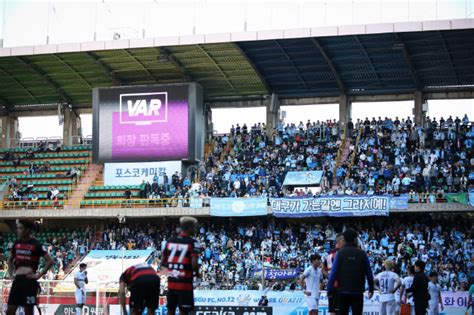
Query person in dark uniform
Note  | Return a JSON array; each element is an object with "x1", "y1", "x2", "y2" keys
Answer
[
  {"x1": 163, "y1": 217, "x2": 200, "y2": 315},
  {"x1": 118, "y1": 263, "x2": 160, "y2": 315},
  {"x1": 406, "y1": 260, "x2": 430, "y2": 315},
  {"x1": 7, "y1": 219, "x2": 53, "y2": 315},
  {"x1": 327, "y1": 229, "x2": 374, "y2": 315}
]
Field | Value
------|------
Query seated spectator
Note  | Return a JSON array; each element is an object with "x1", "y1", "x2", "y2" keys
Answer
[
  {"x1": 2, "y1": 150, "x2": 11, "y2": 161},
  {"x1": 28, "y1": 162, "x2": 37, "y2": 175},
  {"x1": 66, "y1": 167, "x2": 80, "y2": 180},
  {"x1": 37, "y1": 141, "x2": 45, "y2": 152},
  {"x1": 124, "y1": 188, "x2": 132, "y2": 199},
  {"x1": 9, "y1": 177, "x2": 17, "y2": 188},
  {"x1": 13, "y1": 156, "x2": 21, "y2": 168},
  {"x1": 28, "y1": 192, "x2": 39, "y2": 209},
  {"x1": 25, "y1": 148, "x2": 35, "y2": 159}
]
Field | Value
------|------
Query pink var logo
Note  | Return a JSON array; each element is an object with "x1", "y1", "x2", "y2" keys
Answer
[{"x1": 119, "y1": 92, "x2": 168, "y2": 125}]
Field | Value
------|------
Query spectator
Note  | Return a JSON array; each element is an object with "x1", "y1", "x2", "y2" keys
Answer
[{"x1": 124, "y1": 188, "x2": 132, "y2": 199}]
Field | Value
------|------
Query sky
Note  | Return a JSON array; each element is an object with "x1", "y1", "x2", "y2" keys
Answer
[{"x1": 3, "y1": 0, "x2": 474, "y2": 137}]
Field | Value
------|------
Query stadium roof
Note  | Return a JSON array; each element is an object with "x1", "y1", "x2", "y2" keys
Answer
[{"x1": 0, "y1": 19, "x2": 473, "y2": 111}]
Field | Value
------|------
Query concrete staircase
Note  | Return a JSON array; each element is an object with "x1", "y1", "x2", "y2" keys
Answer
[
  {"x1": 339, "y1": 139, "x2": 352, "y2": 167},
  {"x1": 331, "y1": 139, "x2": 352, "y2": 190},
  {"x1": 64, "y1": 163, "x2": 103, "y2": 209}
]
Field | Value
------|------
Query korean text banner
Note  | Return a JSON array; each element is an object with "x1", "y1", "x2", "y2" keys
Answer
[
  {"x1": 104, "y1": 161, "x2": 181, "y2": 186},
  {"x1": 283, "y1": 171, "x2": 324, "y2": 186},
  {"x1": 271, "y1": 196, "x2": 390, "y2": 217},
  {"x1": 252, "y1": 268, "x2": 300, "y2": 280},
  {"x1": 210, "y1": 198, "x2": 267, "y2": 217}
]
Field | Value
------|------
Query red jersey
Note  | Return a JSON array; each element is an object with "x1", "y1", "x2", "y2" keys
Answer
[
  {"x1": 326, "y1": 249, "x2": 339, "y2": 288},
  {"x1": 119, "y1": 263, "x2": 159, "y2": 286},
  {"x1": 10, "y1": 238, "x2": 46, "y2": 272},
  {"x1": 162, "y1": 233, "x2": 199, "y2": 291}
]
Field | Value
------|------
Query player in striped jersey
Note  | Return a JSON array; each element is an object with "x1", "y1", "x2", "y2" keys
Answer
[
  {"x1": 324, "y1": 233, "x2": 345, "y2": 315},
  {"x1": 118, "y1": 263, "x2": 160, "y2": 315},
  {"x1": 163, "y1": 217, "x2": 200, "y2": 315}
]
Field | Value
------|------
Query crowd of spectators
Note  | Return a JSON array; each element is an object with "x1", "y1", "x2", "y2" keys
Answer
[
  {"x1": 129, "y1": 115, "x2": 472, "y2": 203},
  {"x1": 333, "y1": 115, "x2": 473, "y2": 198},
  {"x1": 1, "y1": 215, "x2": 471, "y2": 293},
  {"x1": 119, "y1": 119, "x2": 345, "y2": 203}
]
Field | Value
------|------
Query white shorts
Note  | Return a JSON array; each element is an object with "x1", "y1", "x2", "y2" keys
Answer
[
  {"x1": 428, "y1": 303, "x2": 439, "y2": 315},
  {"x1": 379, "y1": 300, "x2": 397, "y2": 315},
  {"x1": 305, "y1": 296, "x2": 319, "y2": 311},
  {"x1": 75, "y1": 288, "x2": 86, "y2": 305}
]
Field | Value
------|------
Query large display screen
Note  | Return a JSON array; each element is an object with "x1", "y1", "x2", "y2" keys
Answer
[{"x1": 93, "y1": 83, "x2": 203, "y2": 163}]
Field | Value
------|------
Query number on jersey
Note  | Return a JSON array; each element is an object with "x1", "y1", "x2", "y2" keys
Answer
[{"x1": 167, "y1": 243, "x2": 188, "y2": 263}]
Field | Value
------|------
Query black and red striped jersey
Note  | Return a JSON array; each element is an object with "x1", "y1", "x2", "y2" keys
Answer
[
  {"x1": 10, "y1": 238, "x2": 46, "y2": 272},
  {"x1": 162, "y1": 232, "x2": 199, "y2": 291},
  {"x1": 119, "y1": 263, "x2": 159, "y2": 286},
  {"x1": 326, "y1": 249, "x2": 339, "y2": 288}
]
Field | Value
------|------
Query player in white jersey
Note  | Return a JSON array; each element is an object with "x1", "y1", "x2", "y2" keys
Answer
[
  {"x1": 428, "y1": 272, "x2": 443, "y2": 315},
  {"x1": 400, "y1": 266, "x2": 415, "y2": 315},
  {"x1": 299, "y1": 254, "x2": 323, "y2": 315},
  {"x1": 74, "y1": 263, "x2": 88, "y2": 315},
  {"x1": 375, "y1": 259, "x2": 401, "y2": 315}
]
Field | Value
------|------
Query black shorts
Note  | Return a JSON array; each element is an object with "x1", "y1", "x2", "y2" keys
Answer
[
  {"x1": 129, "y1": 280, "x2": 160, "y2": 312},
  {"x1": 167, "y1": 290, "x2": 194, "y2": 312},
  {"x1": 8, "y1": 275, "x2": 40, "y2": 307},
  {"x1": 328, "y1": 289, "x2": 339, "y2": 313}
]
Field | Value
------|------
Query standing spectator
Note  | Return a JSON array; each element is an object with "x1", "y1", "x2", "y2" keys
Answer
[
  {"x1": 139, "y1": 180, "x2": 146, "y2": 198},
  {"x1": 327, "y1": 229, "x2": 374, "y2": 315},
  {"x1": 406, "y1": 260, "x2": 430, "y2": 315}
]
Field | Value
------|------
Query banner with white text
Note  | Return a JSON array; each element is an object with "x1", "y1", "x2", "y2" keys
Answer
[
  {"x1": 210, "y1": 198, "x2": 268, "y2": 217},
  {"x1": 270, "y1": 196, "x2": 390, "y2": 217}
]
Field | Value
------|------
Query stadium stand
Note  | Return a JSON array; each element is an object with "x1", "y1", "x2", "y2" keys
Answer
[
  {"x1": 0, "y1": 145, "x2": 92, "y2": 209},
  {"x1": 0, "y1": 215, "x2": 471, "y2": 293},
  {"x1": 0, "y1": 116, "x2": 471, "y2": 209},
  {"x1": 346, "y1": 115, "x2": 472, "y2": 197}
]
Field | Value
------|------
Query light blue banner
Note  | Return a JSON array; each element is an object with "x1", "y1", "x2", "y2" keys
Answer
[
  {"x1": 252, "y1": 268, "x2": 300, "y2": 280},
  {"x1": 210, "y1": 197, "x2": 268, "y2": 217},
  {"x1": 390, "y1": 195, "x2": 409, "y2": 209},
  {"x1": 271, "y1": 196, "x2": 390, "y2": 217},
  {"x1": 283, "y1": 171, "x2": 324, "y2": 186},
  {"x1": 470, "y1": 189, "x2": 474, "y2": 207},
  {"x1": 190, "y1": 197, "x2": 203, "y2": 209}
]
